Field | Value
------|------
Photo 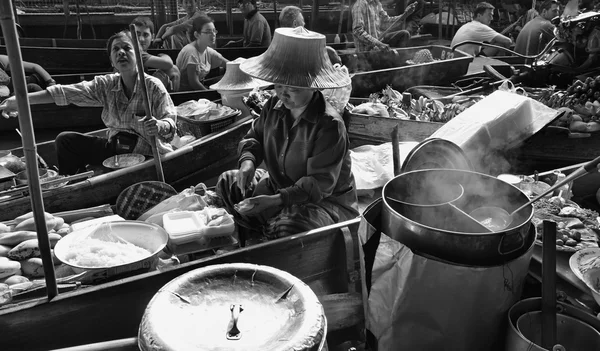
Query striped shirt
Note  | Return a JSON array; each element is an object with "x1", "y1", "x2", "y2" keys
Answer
[
  {"x1": 352, "y1": 0, "x2": 402, "y2": 52},
  {"x1": 47, "y1": 73, "x2": 177, "y2": 156}
]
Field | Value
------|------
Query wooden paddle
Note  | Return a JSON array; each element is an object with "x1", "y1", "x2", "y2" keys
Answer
[
  {"x1": 0, "y1": 1, "x2": 58, "y2": 300},
  {"x1": 129, "y1": 24, "x2": 165, "y2": 183}
]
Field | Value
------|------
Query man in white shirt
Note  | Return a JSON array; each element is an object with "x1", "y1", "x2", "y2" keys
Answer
[{"x1": 451, "y1": 2, "x2": 513, "y2": 56}]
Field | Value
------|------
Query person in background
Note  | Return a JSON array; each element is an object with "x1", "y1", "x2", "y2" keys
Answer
[
  {"x1": 131, "y1": 16, "x2": 181, "y2": 92},
  {"x1": 279, "y1": 5, "x2": 305, "y2": 27},
  {"x1": 176, "y1": 15, "x2": 228, "y2": 91},
  {"x1": 451, "y1": 2, "x2": 513, "y2": 56},
  {"x1": 216, "y1": 27, "x2": 359, "y2": 242},
  {"x1": 0, "y1": 31, "x2": 177, "y2": 175},
  {"x1": 514, "y1": 0, "x2": 560, "y2": 56},
  {"x1": 352, "y1": 0, "x2": 418, "y2": 52},
  {"x1": 224, "y1": 0, "x2": 271, "y2": 47},
  {"x1": 0, "y1": 55, "x2": 55, "y2": 99},
  {"x1": 154, "y1": 0, "x2": 207, "y2": 49}
]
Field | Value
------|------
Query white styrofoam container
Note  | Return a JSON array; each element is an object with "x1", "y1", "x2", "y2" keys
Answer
[{"x1": 163, "y1": 211, "x2": 205, "y2": 245}]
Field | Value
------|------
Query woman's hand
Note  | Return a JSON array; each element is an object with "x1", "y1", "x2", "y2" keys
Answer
[
  {"x1": 235, "y1": 195, "x2": 282, "y2": 216},
  {"x1": 0, "y1": 97, "x2": 18, "y2": 118},
  {"x1": 236, "y1": 160, "x2": 255, "y2": 195},
  {"x1": 141, "y1": 116, "x2": 169, "y2": 136}
]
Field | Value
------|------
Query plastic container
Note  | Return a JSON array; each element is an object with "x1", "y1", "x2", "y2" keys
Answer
[{"x1": 163, "y1": 211, "x2": 206, "y2": 245}]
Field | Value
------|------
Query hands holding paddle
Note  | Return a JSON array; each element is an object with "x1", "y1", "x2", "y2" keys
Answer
[
  {"x1": 140, "y1": 116, "x2": 171, "y2": 136},
  {"x1": 0, "y1": 96, "x2": 17, "y2": 118}
]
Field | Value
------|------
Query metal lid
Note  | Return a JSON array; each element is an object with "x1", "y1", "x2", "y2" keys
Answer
[
  {"x1": 138, "y1": 263, "x2": 326, "y2": 351},
  {"x1": 401, "y1": 138, "x2": 472, "y2": 173}
]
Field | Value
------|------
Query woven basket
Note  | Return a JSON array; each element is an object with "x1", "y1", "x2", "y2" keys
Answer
[{"x1": 177, "y1": 109, "x2": 242, "y2": 138}]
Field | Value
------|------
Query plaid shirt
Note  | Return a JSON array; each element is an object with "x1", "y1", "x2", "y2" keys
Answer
[
  {"x1": 352, "y1": 0, "x2": 403, "y2": 51},
  {"x1": 47, "y1": 73, "x2": 177, "y2": 156},
  {"x1": 238, "y1": 92, "x2": 358, "y2": 217}
]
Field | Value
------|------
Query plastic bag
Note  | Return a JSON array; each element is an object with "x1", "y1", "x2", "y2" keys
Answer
[
  {"x1": 138, "y1": 187, "x2": 207, "y2": 221},
  {"x1": 498, "y1": 80, "x2": 527, "y2": 96},
  {"x1": 322, "y1": 65, "x2": 352, "y2": 115}
]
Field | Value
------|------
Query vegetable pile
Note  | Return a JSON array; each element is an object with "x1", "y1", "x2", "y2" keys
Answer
[{"x1": 349, "y1": 86, "x2": 482, "y2": 122}]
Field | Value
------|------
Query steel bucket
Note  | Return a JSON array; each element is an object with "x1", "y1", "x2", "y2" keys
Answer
[
  {"x1": 381, "y1": 169, "x2": 534, "y2": 266},
  {"x1": 505, "y1": 298, "x2": 600, "y2": 351}
]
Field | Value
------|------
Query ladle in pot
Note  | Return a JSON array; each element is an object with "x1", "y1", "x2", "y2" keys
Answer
[{"x1": 471, "y1": 155, "x2": 600, "y2": 229}]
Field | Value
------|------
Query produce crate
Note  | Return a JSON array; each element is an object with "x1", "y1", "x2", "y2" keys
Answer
[
  {"x1": 177, "y1": 109, "x2": 242, "y2": 138},
  {"x1": 340, "y1": 45, "x2": 474, "y2": 98}
]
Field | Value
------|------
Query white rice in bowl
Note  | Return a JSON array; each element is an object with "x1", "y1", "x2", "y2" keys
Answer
[{"x1": 64, "y1": 238, "x2": 150, "y2": 268}]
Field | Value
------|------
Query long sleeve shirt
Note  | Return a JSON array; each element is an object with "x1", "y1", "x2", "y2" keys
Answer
[
  {"x1": 47, "y1": 73, "x2": 177, "y2": 156},
  {"x1": 243, "y1": 10, "x2": 272, "y2": 47},
  {"x1": 238, "y1": 92, "x2": 358, "y2": 216},
  {"x1": 352, "y1": 0, "x2": 403, "y2": 52}
]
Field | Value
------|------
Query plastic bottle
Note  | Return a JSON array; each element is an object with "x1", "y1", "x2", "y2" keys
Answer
[{"x1": 334, "y1": 34, "x2": 341, "y2": 44}]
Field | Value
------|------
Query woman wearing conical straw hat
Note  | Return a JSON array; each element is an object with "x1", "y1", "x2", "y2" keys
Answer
[{"x1": 216, "y1": 27, "x2": 359, "y2": 242}]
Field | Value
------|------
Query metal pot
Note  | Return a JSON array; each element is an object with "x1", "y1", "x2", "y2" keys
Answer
[
  {"x1": 381, "y1": 169, "x2": 534, "y2": 266},
  {"x1": 138, "y1": 263, "x2": 327, "y2": 351},
  {"x1": 505, "y1": 298, "x2": 600, "y2": 351}
]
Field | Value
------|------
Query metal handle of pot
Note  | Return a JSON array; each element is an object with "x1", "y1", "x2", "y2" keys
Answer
[
  {"x1": 226, "y1": 304, "x2": 243, "y2": 340},
  {"x1": 497, "y1": 230, "x2": 525, "y2": 255}
]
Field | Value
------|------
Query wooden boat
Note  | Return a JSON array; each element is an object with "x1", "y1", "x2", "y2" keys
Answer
[
  {"x1": 0, "y1": 110, "x2": 438, "y2": 350},
  {"x1": 0, "y1": 33, "x2": 354, "y2": 50},
  {"x1": 0, "y1": 115, "x2": 253, "y2": 221},
  {"x1": 0, "y1": 218, "x2": 362, "y2": 351},
  {"x1": 0, "y1": 45, "x2": 268, "y2": 74},
  {"x1": 339, "y1": 45, "x2": 474, "y2": 98},
  {"x1": 0, "y1": 111, "x2": 442, "y2": 222},
  {"x1": 0, "y1": 89, "x2": 221, "y2": 132},
  {"x1": 0, "y1": 34, "x2": 353, "y2": 74}
]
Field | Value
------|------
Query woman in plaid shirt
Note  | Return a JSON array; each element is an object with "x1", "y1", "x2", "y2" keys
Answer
[{"x1": 0, "y1": 30, "x2": 177, "y2": 175}]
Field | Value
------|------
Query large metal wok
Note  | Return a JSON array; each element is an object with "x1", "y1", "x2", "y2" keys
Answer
[{"x1": 381, "y1": 169, "x2": 534, "y2": 266}]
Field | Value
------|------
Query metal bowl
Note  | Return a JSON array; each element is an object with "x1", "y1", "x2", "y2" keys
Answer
[
  {"x1": 54, "y1": 221, "x2": 168, "y2": 277},
  {"x1": 102, "y1": 153, "x2": 145, "y2": 169},
  {"x1": 15, "y1": 168, "x2": 49, "y2": 185},
  {"x1": 516, "y1": 311, "x2": 600, "y2": 351}
]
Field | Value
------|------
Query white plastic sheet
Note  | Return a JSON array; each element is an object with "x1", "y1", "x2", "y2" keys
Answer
[
  {"x1": 428, "y1": 90, "x2": 559, "y2": 173},
  {"x1": 350, "y1": 142, "x2": 419, "y2": 196},
  {"x1": 359, "y1": 200, "x2": 533, "y2": 351}
]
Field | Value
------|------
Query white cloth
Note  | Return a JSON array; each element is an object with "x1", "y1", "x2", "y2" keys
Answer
[{"x1": 451, "y1": 21, "x2": 501, "y2": 56}]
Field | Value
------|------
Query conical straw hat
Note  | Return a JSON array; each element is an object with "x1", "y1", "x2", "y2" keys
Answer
[
  {"x1": 239, "y1": 27, "x2": 351, "y2": 89},
  {"x1": 209, "y1": 57, "x2": 270, "y2": 91}
]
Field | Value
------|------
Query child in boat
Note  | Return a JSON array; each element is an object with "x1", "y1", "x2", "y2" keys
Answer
[
  {"x1": 0, "y1": 30, "x2": 177, "y2": 176},
  {"x1": 0, "y1": 54, "x2": 55, "y2": 99},
  {"x1": 154, "y1": 0, "x2": 207, "y2": 50},
  {"x1": 216, "y1": 27, "x2": 359, "y2": 242},
  {"x1": 176, "y1": 15, "x2": 228, "y2": 91},
  {"x1": 131, "y1": 16, "x2": 181, "y2": 92}
]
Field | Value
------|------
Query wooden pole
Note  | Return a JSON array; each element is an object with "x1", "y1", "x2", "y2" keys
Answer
[
  {"x1": 0, "y1": 1, "x2": 58, "y2": 300},
  {"x1": 156, "y1": 0, "x2": 167, "y2": 29},
  {"x1": 438, "y1": 0, "x2": 442, "y2": 40},
  {"x1": 129, "y1": 24, "x2": 165, "y2": 183},
  {"x1": 226, "y1": 0, "x2": 234, "y2": 35},
  {"x1": 274, "y1": 0, "x2": 279, "y2": 28},
  {"x1": 312, "y1": 0, "x2": 320, "y2": 31},
  {"x1": 541, "y1": 220, "x2": 557, "y2": 349}
]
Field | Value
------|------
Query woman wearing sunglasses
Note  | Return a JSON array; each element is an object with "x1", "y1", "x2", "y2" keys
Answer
[{"x1": 175, "y1": 15, "x2": 229, "y2": 91}]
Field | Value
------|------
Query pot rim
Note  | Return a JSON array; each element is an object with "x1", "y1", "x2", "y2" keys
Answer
[{"x1": 382, "y1": 168, "x2": 534, "y2": 235}]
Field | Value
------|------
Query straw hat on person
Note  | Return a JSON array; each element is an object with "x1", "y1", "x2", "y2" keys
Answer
[
  {"x1": 209, "y1": 58, "x2": 270, "y2": 92},
  {"x1": 239, "y1": 27, "x2": 351, "y2": 89}
]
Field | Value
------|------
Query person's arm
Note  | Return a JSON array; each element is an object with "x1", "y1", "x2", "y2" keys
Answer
[
  {"x1": 352, "y1": 2, "x2": 387, "y2": 49},
  {"x1": 0, "y1": 90, "x2": 54, "y2": 117},
  {"x1": 144, "y1": 53, "x2": 174, "y2": 71},
  {"x1": 162, "y1": 12, "x2": 205, "y2": 40},
  {"x1": 148, "y1": 77, "x2": 177, "y2": 141},
  {"x1": 185, "y1": 65, "x2": 207, "y2": 90},
  {"x1": 238, "y1": 98, "x2": 268, "y2": 167},
  {"x1": 277, "y1": 119, "x2": 348, "y2": 206},
  {"x1": 6, "y1": 59, "x2": 55, "y2": 86},
  {"x1": 208, "y1": 48, "x2": 229, "y2": 70}
]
